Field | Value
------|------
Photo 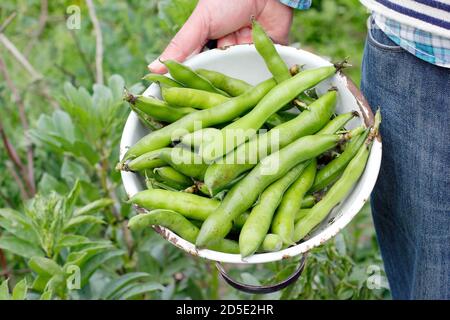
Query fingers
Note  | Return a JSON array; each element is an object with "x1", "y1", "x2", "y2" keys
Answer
[
  {"x1": 235, "y1": 27, "x2": 252, "y2": 45},
  {"x1": 217, "y1": 33, "x2": 237, "y2": 49},
  {"x1": 256, "y1": 0, "x2": 293, "y2": 45},
  {"x1": 148, "y1": 8, "x2": 209, "y2": 73}
]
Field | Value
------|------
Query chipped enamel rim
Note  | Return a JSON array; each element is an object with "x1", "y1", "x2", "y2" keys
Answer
[{"x1": 120, "y1": 44, "x2": 382, "y2": 264}]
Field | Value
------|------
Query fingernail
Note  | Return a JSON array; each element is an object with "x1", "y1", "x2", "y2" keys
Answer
[{"x1": 148, "y1": 59, "x2": 165, "y2": 73}]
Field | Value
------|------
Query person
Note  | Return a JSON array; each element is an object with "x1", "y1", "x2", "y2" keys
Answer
[{"x1": 148, "y1": 0, "x2": 450, "y2": 300}]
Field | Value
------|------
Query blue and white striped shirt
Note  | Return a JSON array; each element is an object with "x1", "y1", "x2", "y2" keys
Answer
[{"x1": 280, "y1": 0, "x2": 450, "y2": 68}]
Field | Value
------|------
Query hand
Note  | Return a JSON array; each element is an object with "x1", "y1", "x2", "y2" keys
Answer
[{"x1": 148, "y1": 0, "x2": 293, "y2": 73}]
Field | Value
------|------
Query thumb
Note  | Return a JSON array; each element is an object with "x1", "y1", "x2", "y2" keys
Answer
[{"x1": 148, "y1": 9, "x2": 209, "y2": 73}]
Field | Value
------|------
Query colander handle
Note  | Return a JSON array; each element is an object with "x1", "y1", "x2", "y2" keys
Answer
[{"x1": 215, "y1": 253, "x2": 307, "y2": 294}]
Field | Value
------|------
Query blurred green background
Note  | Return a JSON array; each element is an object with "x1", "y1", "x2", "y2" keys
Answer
[{"x1": 0, "y1": 0, "x2": 389, "y2": 300}]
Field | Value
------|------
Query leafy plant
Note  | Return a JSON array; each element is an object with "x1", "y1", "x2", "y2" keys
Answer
[{"x1": 0, "y1": 0, "x2": 388, "y2": 300}]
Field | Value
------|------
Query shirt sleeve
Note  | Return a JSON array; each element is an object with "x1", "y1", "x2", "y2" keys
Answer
[{"x1": 279, "y1": 0, "x2": 312, "y2": 10}]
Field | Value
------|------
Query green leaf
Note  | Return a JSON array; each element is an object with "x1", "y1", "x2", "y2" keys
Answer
[
  {"x1": 72, "y1": 141, "x2": 100, "y2": 165},
  {"x1": 61, "y1": 159, "x2": 90, "y2": 185},
  {"x1": 12, "y1": 279, "x2": 27, "y2": 300},
  {"x1": 64, "y1": 215, "x2": 104, "y2": 231},
  {"x1": 45, "y1": 274, "x2": 66, "y2": 298},
  {"x1": 117, "y1": 282, "x2": 165, "y2": 300},
  {"x1": 28, "y1": 257, "x2": 63, "y2": 277},
  {"x1": 52, "y1": 110, "x2": 75, "y2": 142},
  {"x1": 65, "y1": 179, "x2": 81, "y2": 215},
  {"x1": 0, "y1": 209, "x2": 38, "y2": 244},
  {"x1": 0, "y1": 280, "x2": 10, "y2": 300},
  {"x1": 40, "y1": 290, "x2": 53, "y2": 300},
  {"x1": 65, "y1": 242, "x2": 112, "y2": 267},
  {"x1": 107, "y1": 74, "x2": 126, "y2": 101},
  {"x1": 80, "y1": 249, "x2": 125, "y2": 287},
  {"x1": 100, "y1": 272, "x2": 150, "y2": 300},
  {"x1": 56, "y1": 235, "x2": 93, "y2": 248},
  {"x1": 0, "y1": 235, "x2": 44, "y2": 258},
  {"x1": 74, "y1": 198, "x2": 113, "y2": 216},
  {"x1": 240, "y1": 273, "x2": 261, "y2": 286},
  {"x1": 38, "y1": 173, "x2": 69, "y2": 195},
  {"x1": 32, "y1": 275, "x2": 51, "y2": 292}
]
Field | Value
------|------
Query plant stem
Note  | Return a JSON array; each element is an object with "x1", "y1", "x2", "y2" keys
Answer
[
  {"x1": 86, "y1": 0, "x2": 104, "y2": 85},
  {"x1": 0, "y1": 55, "x2": 35, "y2": 195}
]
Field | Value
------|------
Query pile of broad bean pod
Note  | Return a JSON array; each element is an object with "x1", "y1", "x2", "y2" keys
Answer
[{"x1": 118, "y1": 20, "x2": 381, "y2": 258}]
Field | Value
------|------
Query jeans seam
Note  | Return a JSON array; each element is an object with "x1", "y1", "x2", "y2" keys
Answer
[{"x1": 367, "y1": 17, "x2": 403, "y2": 53}]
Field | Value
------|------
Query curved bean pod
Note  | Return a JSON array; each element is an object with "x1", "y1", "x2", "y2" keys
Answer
[
  {"x1": 310, "y1": 129, "x2": 369, "y2": 192},
  {"x1": 196, "y1": 130, "x2": 359, "y2": 247},
  {"x1": 239, "y1": 161, "x2": 311, "y2": 257},
  {"x1": 124, "y1": 148, "x2": 170, "y2": 172},
  {"x1": 129, "y1": 104, "x2": 164, "y2": 131},
  {"x1": 260, "y1": 234, "x2": 283, "y2": 252},
  {"x1": 142, "y1": 74, "x2": 184, "y2": 88},
  {"x1": 159, "y1": 147, "x2": 207, "y2": 181},
  {"x1": 130, "y1": 189, "x2": 218, "y2": 221},
  {"x1": 153, "y1": 167, "x2": 192, "y2": 189},
  {"x1": 118, "y1": 78, "x2": 276, "y2": 164},
  {"x1": 252, "y1": 19, "x2": 290, "y2": 83},
  {"x1": 201, "y1": 65, "x2": 337, "y2": 161},
  {"x1": 180, "y1": 128, "x2": 222, "y2": 149},
  {"x1": 162, "y1": 60, "x2": 229, "y2": 96},
  {"x1": 204, "y1": 90, "x2": 337, "y2": 194},
  {"x1": 293, "y1": 141, "x2": 371, "y2": 242},
  {"x1": 301, "y1": 195, "x2": 317, "y2": 208},
  {"x1": 128, "y1": 209, "x2": 239, "y2": 253},
  {"x1": 125, "y1": 93, "x2": 195, "y2": 122},
  {"x1": 295, "y1": 209, "x2": 311, "y2": 223},
  {"x1": 293, "y1": 109, "x2": 380, "y2": 242},
  {"x1": 316, "y1": 111, "x2": 359, "y2": 135},
  {"x1": 162, "y1": 87, "x2": 230, "y2": 109},
  {"x1": 265, "y1": 112, "x2": 297, "y2": 128},
  {"x1": 272, "y1": 159, "x2": 317, "y2": 245},
  {"x1": 195, "y1": 69, "x2": 252, "y2": 96}
]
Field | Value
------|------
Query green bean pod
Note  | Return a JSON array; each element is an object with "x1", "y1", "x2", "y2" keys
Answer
[
  {"x1": 129, "y1": 104, "x2": 164, "y2": 131},
  {"x1": 204, "y1": 90, "x2": 337, "y2": 194},
  {"x1": 161, "y1": 87, "x2": 230, "y2": 109},
  {"x1": 118, "y1": 78, "x2": 277, "y2": 165},
  {"x1": 239, "y1": 161, "x2": 310, "y2": 257},
  {"x1": 153, "y1": 167, "x2": 192, "y2": 189},
  {"x1": 316, "y1": 111, "x2": 359, "y2": 135},
  {"x1": 125, "y1": 93, "x2": 195, "y2": 123},
  {"x1": 295, "y1": 209, "x2": 311, "y2": 223},
  {"x1": 159, "y1": 147, "x2": 207, "y2": 181},
  {"x1": 301, "y1": 195, "x2": 316, "y2": 208},
  {"x1": 180, "y1": 128, "x2": 222, "y2": 149},
  {"x1": 196, "y1": 130, "x2": 359, "y2": 248},
  {"x1": 265, "y1": 112, "x2": 297, "y2": 128},
  {"x1": 260, "y1": 234, "x2": 283, "y2": 252},
  {"x1": 124, "y1": 148, "x2": 170, "y2": 172},
  {"x1": 162, "y1": 60, "x2": 229, "y2": 96},
  {"x1": 252, "y1": 19, "x2": 290, "y2": 83},
  {"x1": 130, "y1": 189, "x2": 218, "y2": 221},
  {"x1": 142, "y1": 74, "x2": 184, "y2": 88},
  {"x1": 201, "y1": 65, "x2": 337, "y2": 161},
  {"x1": 195, "y1": 69, "x2": 252, "y2": 96},
  {"x1": 293, "y1": 122, "x2": 377, "y2": 242},
  {"x1": 293, "y1": 143, "x2": 371, "y2": 241},
  {"x1": 272, "y1": 159, "x2": 317, "y2": 245},
  {"x1": 128, "y1": 209, "x2": 239, "y2": 253},
  {"x1": 310, "y1": 129, "x2": 369, "y2": 192}
]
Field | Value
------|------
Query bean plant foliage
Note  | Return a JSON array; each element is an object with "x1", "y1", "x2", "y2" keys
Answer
[{"x1": 0, "y1": 0, "x2": 389, "y2": 300}]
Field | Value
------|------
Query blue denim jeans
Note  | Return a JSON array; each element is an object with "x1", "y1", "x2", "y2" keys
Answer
[{"x1": 361, "y1": 17, "x2": 450, "y2": 300}]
